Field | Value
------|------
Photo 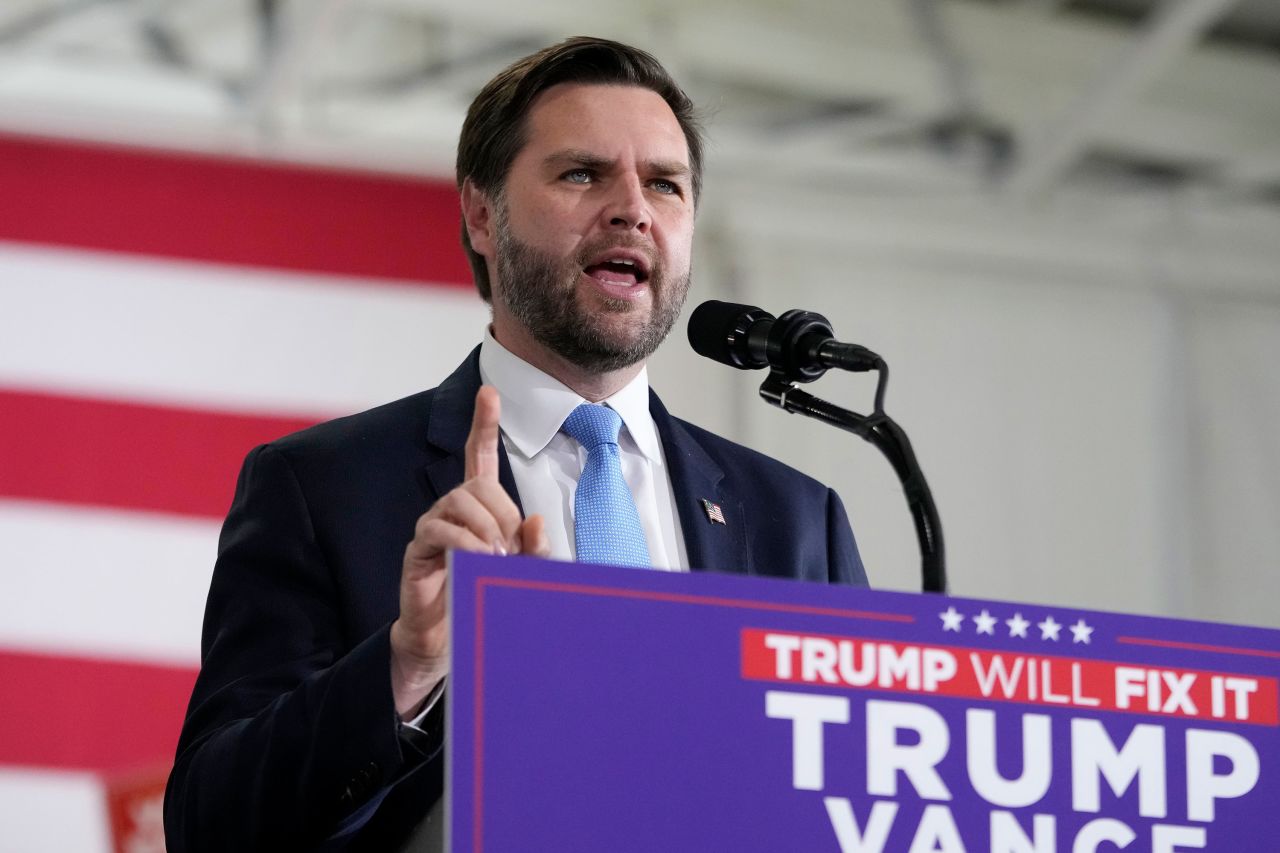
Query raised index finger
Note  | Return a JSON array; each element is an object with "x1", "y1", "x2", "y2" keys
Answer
[{"x1": 464, "y1": 385, "x2": 502, "y2": 482}]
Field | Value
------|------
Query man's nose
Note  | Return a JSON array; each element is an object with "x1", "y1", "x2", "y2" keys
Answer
[{"x1": 602, "y1": 175, "x2": 651, "y2": 234}]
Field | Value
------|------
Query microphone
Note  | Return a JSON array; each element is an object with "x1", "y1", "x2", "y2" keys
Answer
[
  {"x1": 687, "y1": 300, "x2": 881, "y2": 382},
  {"x1": 687, "y1": 300, "x2": 944, "y2": 592}
]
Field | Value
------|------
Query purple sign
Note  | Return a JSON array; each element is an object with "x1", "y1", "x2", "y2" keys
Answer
[{"x1": 448, "y1": 553, "x2": 1279, "y2": 852}]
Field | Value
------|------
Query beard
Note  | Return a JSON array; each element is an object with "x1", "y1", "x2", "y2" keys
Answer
[{"x1": 492, "y1": 214, "x2": 691, "y2": 375}]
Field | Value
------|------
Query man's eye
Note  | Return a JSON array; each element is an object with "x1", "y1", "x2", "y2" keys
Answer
[
  {"x1": 563, "y1": 169, "x2": 593, "y2": 184},
  {"x1": 650, "y1": 179, "x2": 680, "y2": 195}
]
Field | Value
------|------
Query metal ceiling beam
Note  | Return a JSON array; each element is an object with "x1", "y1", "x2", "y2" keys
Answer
[
  {"x1": 1, "y1": 0, "x2": 1275, "y2": 202},
  {"x1": 0, "y1": 0, "x2": 118, "y2": 46},
  {"x1": 238, "y1": 0, "x2": 352, "y2": 135},
  {"x1": 906, "y1": 0, "x2": 980, "y2": 120},
  {"x1": 1005, "y1": 0, "x2": 1243, "y2": 199},
  {"x1": 1023, "y1": 0, "x2": 1072, "y2": 13}
]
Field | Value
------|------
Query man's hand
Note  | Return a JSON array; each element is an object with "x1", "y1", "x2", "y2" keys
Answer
[{"x1": 389, "y1": 385, "x2": 549, "y2": 718}]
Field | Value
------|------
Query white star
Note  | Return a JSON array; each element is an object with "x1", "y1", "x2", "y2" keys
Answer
[
  {"x1": 1038, "y1": 616, "x2": 1062, "y2": 641},
  {"x1": 972, "y1": 609, "x2": 998, "y2": 635},
  {"x1": 1006, "y1": 612, "x2": 1030, "y2": 638},
  {"x1": 939, "y1": 606, "x2": 965, "y2": 632},
  {"x1": 1070, "y1": 619, "x2": 1094, "y2": 644}
]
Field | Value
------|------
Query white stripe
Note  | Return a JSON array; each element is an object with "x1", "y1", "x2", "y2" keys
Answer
[
  {"x1": 0, "y1": 500, "x2": 217, "y2": 665},
  {"x1": 0, "y1": 767, "x2": 112, "y2": 853},
  {"x1": 0, "y1": 241, "x2": 490, "y2": 416}
]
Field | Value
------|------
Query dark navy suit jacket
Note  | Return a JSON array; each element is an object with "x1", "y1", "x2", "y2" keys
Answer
[{"x1": 164, "y1": 349, "x2": 867, "y2": 852}]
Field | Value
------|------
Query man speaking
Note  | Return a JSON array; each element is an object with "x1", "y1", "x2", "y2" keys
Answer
[{"x1": 165, "y1": 36, "x2": 867, "y2": 852}]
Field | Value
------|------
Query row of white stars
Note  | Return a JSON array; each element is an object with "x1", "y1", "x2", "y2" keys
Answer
[{"x1": 939, "y1": 606, "x2": 1094, "y2": 644}]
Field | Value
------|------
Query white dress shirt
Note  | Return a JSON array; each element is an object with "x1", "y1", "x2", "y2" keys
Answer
[
  {"x1": 478, "y1": 328, "x2": 689, "y2": 571},
  {"x1": 406, "y1": 331, "x2": 691, "y2": 728}
]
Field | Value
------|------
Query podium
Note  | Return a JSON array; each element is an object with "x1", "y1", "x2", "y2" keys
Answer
[{"x1": 446, "y1": 553, "x2": 1278, "y2": 851}]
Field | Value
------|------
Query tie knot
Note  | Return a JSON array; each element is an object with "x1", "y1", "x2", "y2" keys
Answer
[{"x1": 562, "y1": 403, "x2": 623, "y2": 450}]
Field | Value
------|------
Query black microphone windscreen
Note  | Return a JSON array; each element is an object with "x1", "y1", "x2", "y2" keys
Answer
[{"x1": 687, "y1": 300, "x2": 771, "y2": 369}]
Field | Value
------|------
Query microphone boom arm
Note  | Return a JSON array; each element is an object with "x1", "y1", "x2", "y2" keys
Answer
[{"x1": 759, "y1": 367, "x2": 946, "y2": 594}]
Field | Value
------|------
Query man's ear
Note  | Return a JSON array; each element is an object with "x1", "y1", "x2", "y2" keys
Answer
[{"x1": 461, "y1": 179, "x2": 496, "y2": 259}]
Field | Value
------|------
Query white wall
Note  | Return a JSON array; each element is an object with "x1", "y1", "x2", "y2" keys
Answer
[{"x1": 652, "y1": 181, "x2": 1280, "y2": 626}]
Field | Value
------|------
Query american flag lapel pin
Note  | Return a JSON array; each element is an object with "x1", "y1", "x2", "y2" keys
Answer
[{"x1": 700, "y1": 499, "x2": 726, "y2": 525}]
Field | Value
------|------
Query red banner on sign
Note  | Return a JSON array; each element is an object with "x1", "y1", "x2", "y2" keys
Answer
[{"x1": 741, "y1": 628, "x2": 1279, "y2": 725}]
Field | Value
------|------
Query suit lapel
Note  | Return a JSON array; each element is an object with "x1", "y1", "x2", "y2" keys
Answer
[
  {"x1": 422, "y1": 348, "x2": 524, "y2": 515},
  {"x1": 650, "y1": 391, "x2": 749, "y2": 576},
  {"x1": 424, "y1": 352, "x2": 736, "y2": 571}
]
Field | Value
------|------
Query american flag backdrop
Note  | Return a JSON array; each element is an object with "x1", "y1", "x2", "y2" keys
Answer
[{"x1": 0, "y1": 132, "x2": 490, "y2": 852}]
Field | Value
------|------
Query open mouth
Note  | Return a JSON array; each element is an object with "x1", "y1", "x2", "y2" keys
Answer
[{"x1": 583, "y1": 253, "x2": 652, "y2": 287}]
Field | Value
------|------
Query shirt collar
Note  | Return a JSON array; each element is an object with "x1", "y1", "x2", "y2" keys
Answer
[{"x1": 478, "y1": 328, "x2": 661, "y2": 462}]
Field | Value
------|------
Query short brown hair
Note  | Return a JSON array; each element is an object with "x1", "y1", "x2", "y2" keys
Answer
[{"x1": 456, "y1": 36, "x2": 704, "y2": 301}]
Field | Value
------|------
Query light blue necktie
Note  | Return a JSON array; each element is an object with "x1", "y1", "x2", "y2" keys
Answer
[{"x1": 561, "y1": 403, "x2": 651, "y2": 568}]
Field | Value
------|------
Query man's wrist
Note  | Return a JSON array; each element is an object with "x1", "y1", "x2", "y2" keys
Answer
[
  {"x1": 402, "y1": 678, "x2": 447, "y2": 731},
  {"x1": 398, "y1": 678, "x2": 447, "y2": 762},
  {"x1": 390, "y1": 620, "x2": 449, "y2": 719}
]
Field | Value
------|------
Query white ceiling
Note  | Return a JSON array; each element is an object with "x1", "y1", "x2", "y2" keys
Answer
[{"x1": 1, "y1": 0, "x2": 1278, "y2": 205}]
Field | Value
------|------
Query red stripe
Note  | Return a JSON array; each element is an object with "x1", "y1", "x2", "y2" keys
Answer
[
  {"x1": 0, "y1": 649, "x2": 197, "y2": 773},
  {"x1": 0, "y1": 132, "x2": 472, "y2": 286},
  {"x1": 0, "y1": 388, "x2": 321, "y2": 519},
  {"x1": 1117, "y1": 635, "x2": 1280, "y2": 660},
  {"x1": 477, "y1": 576, "x2": 914, "y2": 622}
]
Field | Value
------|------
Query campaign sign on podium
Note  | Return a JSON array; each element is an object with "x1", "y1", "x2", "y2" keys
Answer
[{"x1": 447, "y1": 552, "x2": 1279, "y2": 851}]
